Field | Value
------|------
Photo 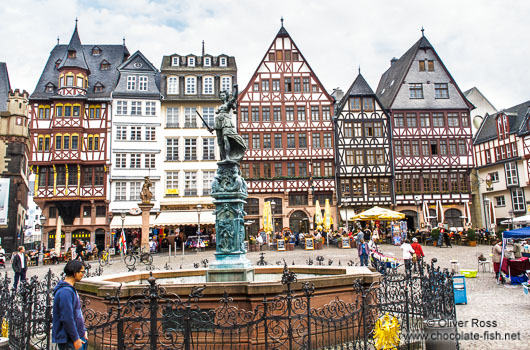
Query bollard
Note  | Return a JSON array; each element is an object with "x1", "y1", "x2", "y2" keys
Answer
[
  {"x1": 424, "y1": 319, "x2": 458, "y2": 350},
  {"x1": 169, "y1": 245, "x2": 171, "y2": 261}
]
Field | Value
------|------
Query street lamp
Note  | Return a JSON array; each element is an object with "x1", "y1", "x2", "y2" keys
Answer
[
  {"x1": 196, "y1": 204, "x2": 203, "y2": 236},
  {"x1": 271, "y1": 200, "x2": 276, "y2": 235},
  {"x1": 414, "y1": 195, "x2": 421, "y2": 232}
]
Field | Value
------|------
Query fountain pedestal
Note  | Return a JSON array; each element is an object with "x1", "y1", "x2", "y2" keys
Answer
[
  {"x1": 207, "y1": 160, "x2": 254, "y2": 282},
  {"x1": 138, "y1": 202, "x2": 154, "y2": 252}
]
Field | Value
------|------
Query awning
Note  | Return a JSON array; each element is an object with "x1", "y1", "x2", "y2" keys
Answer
[
  {"x1": 339, "y1": 209, "x2": 357, "y2": 221},
  {"x1": 154, "y1": 210, "x2": 216, "y2": 227},
  {"x1": 110, "y1": 215, "x2": 156, "y2": 229},
  {"x1": 500, "y1": 215, "x2": 530, "y2": 225}
]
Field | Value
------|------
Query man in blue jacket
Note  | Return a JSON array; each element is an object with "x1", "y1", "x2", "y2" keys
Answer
[{"x1": 52, "y1": 260, "x2": 87, "y2": 349}]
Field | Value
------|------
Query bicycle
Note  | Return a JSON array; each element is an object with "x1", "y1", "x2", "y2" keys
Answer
[
  {"x1": 99, "y1": 250, "x2": 112, "y2": 267},
  {"x1": 124, "y1": 248, "x2": 153, "y2": 266}
]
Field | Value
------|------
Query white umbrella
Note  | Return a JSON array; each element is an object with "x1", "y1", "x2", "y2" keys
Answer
[
  {"x1": 488, "y1": 200, "x2": 496, "y2": 228},
  {"x1": 436, "y1": 200, "x2": 445, "y2": 225},
  {"x1": 55, "y1": 216, "x2": 63, "y2": 255},
  {"x1": 463, "y1": 201, "x2": 472, "y2": 226},
  {"x1": 422, "y1": 201, "x2": 430, "y2": 226}
]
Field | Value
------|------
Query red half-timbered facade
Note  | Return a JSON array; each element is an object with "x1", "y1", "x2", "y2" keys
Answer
[
  {"x1": 376, "y1": 33, "x2": 474, "y2": 230},
  {"x1": 238, "y1": 24, "x2": 336, "y2": 235},
  {"x1": 29, "y1": 24, "x2": 129, "y2": 249}
]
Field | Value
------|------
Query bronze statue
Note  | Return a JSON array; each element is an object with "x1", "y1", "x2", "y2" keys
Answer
[{"x1": 140, "y1": 176, "x2": 153, "y2": 204}]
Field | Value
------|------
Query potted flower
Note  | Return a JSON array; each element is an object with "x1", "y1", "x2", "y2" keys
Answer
[
  {"x1": 430, "y1": 228, "x2": 440, "y2": 247},
  {"x1": 249, "y1": 236, "x2": 257, "y2": 252},
  {"x1": 467, "y1": 229, "x2": 477, "y2": 247}
]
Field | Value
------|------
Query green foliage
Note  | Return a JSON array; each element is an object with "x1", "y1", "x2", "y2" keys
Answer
[
  {"x1": 430, "y1": 228, "x2": 440, "y2": 241},
  {"x1": 466, "y1": 229, "x2": 476, "y2": 241},
  {"x1": 496, "y1": 230, "x2": 504, "y2": 241}
]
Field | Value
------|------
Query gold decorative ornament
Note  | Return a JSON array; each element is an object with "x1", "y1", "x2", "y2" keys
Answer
[{"x1": 373, "y1": 313, "x2": 400, "y2": 350}]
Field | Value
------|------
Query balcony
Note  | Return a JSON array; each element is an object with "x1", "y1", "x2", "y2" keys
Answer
[{"x1": 166, "y1": 123, "x2": 179, "y2": 128}]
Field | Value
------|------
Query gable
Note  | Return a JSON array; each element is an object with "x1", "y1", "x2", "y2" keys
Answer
[{"x1": 119, "y1": 51, "x2": 157, "y2": 73}]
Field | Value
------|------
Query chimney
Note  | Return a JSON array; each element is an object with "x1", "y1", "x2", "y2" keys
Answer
[
  {"x1": 332, "y1": 88, "x2": 344, "y2": 102},
  {"x1": 390, "y1": 57, "x2": 398, "y2": 66}
]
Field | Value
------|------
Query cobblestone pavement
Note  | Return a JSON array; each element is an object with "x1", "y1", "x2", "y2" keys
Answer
[{"x1": 3, "y1": 243, "x2": 527, "y2": 349}]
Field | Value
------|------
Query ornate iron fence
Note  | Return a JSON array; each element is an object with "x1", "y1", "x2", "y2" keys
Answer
[{"x1": 0, "y1": 261, "x2": 457, "y2": 350}]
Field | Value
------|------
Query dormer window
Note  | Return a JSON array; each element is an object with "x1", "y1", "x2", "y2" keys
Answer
[
  {"x1": 55, "y1": 59, "x2": 62, "y2": 69},
  {"x1": 67, "y1": 50, "x2": 76, "y2": 58},
  {"x1": 497, "y1": 114, "x2": 509, "y2": 140},
  {"x1": 188, "y1": 57, "x2": 195, "y2": 67},
  {"x1": 45, "y1": 83, "x2": 54, "y2": 93},
  {"x1": 94, "y1": 83, "x2": 104, "y2": 93},
  {"x1": 92, "y1": 47, "x2": 101, "y2": 56},
  {"x1": 66, "y1": 75, "x2": 74, "y2": 86},
  {"x1": 204, "y1": 57, "x2": 211, "y2": 67},
  {"x1": 171, "y1": 56, "x2": 179, "y2": 66},
  {"x1": 100, "y1": 60, "x2": 110, "y2": 70},
  {"x1": 219, "y1": 57, "x2": 227, "y2": 67}
]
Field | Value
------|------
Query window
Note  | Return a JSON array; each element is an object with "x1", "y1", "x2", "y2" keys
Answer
[
  {"x1": 253, "y1": 82, "x2": 259, "y2": 92},
  {"x1": 129, "y1": 154, "x2": 141, "y2": 168},
  {"x1": 273, "y1": 107, "x2": 281, "y2": 121},
  {"x1": 145, "y1": 154, "x2": 156, "y2": 168},
  {"x1": 303, "y1": 78, "x2": 310, "y2": 92},
  {"x1": 66, "y1": 76, "x2": 74, "y2": 86},
  {"x1": 242, "y1": 134, "x2": 248, "y2": 148},
  {"x1": 284, "y1": 78, "x2": 292, "y2": 92},
  {"x1": 167, "y1": 77, "x2": 179, "y2": 94},
  {"x1": 166, "y1": 138, "x2": 179, "y2": 161},
  {"x1": 130, "y1": 181, "x2": 141, "y2": 201},
  {"x1": 37, "y1": 136, "x2": 43, "y2": 151},
  {"x1": 512, "y1": 188, "x2": 525, "y2": 212},
  {"x1": 450, "y1": 173, "x2": 458, "y2": 192},
  {"x1": 324, "y1": 162, "x2": 333, "y2": 177},
  {"x1": 322, "y1": 106, "x2": 330, "y2": 120},
  {"x1": 439, "y1": 140, "x2": 447, "y2": 155},
  {"x1": 286, "y1": 107, "x2": 294, "y2": 121},
  {"x1": 76, "y1": 76, "x2": 84, "y2": 88},
  {"x1": 184, "y1": 107, "x2": 197, "y2": 128},
  {"x1": 185, "y1": 76, "x2": 196, "y2": 94},
  {"x1": 274, "y1": 163, "x2": 282, "y2": 177},
  {"x1": 117, "y1": 101, "x2": 127, "y2": 115},
  {"x1": 419, "y1": 60, "x2": 425, "y2": 71},
  {"x1": 203, "y1": 138, "x2": 216, "y2": 160},
  {"x1": 202, "y1": 171, "x2": 215, "y2": 195},
  {"x1": 423, "y1": 173, "x2": 431, "y2": 192},
  {"x1": 184, "y1": 138, "x2": 197, "y2": 160},
  {"x1": 262, "y1": 107, "x2": 270, "y2": 122},
  {"x1": 252, "y1": 107, "x2": 259, "y2": 122},
  {"x1": 63, "y1": 135, "x2": 70, "y2": 150},
  {"x1": 56, "y1": 105, "x2": 63, "y2": 117},
  {"x1": 241, "y1": 163, "x2": 250, "y2": 178},
  {"x1": 403, "y1": 174, "x2": 411, "y2": 193},
  {"x1": 219, "y1": 57, "x2": 227, "y2": 67},
  {"x1": 435, "y1": 83, "x2": 449, "y2": 99},
  {"x1": 447, "y1": 113, "x2": 459, "y2": 127},
  {"x1": 115, "y1": 182, "x2": 127, "y2": 201},
  {"x1": 289, "y1": 193, "x2": 307, "y2": 206},
  {"x1": 422, "y1": 141, "x2": 429, "y2": 156},
  {"x1": 323, "y1": 133, "x2": 332, "y2": 148},
  {"x1": 432, "y1": 173, "x2": 440, "y2": 192},
  {"x1": 313, "y1": 162, "x2": 321, "y2": 177},
  {"x1": 299, "y1": 162, "x2": 307, "y2": 177},
  {"x1": 172, "y1": 56, "x2": 179, "y2": 66},
  {"x1": 202, "y1": 107, "x2": 215, "y2": 129},
  {"x1": 489, "y1": 172, "x2": 499, "y2": 183},
  {"x1": 143, "y1": 127, "x2": 155, "y2": 141},
  {"x1": 145, "y1": 102, "x2": 156, "y2": 116},
  {"x1": 272, "y1": 80, "x2": 280, "y2": 91},
  {"x1": 449, "y1": 140, "x2": 457, "y2": 155},
  {"x1": 350, "y1": 98, "x2": 361, "y2": 111},
  {"x1": 420, "y1": 113, "x2": 430, "y2": 127},
  {"x1": 241, "y1": 107, "x2": 249, "y2": 122},
  {"x1": 274, "y1": 134, "x2": 282, "y2": 148},
  {"x1": 221, "y1": 76, "x2": 231, "y2": 92},
  {"x1": 352, "y1": 179, "x2": 362, "y2": 196},
  {"x1": 409, "y1": 83, "x2": 423, "y2": 99},
  {"x1": 294, "y1": 78, "x2": 301, "y2": 92},
  {"x1": 440, "y1": 173, "x2": 449, "y2": 192},
  {"x1": 167, "y1": 107, "x2": 179, "y2": 127},
  {"x1": 310, "y1": 106, "x2": 319, "y2": 121},
  {"x1": 187, "y1": 57, "x2": 195, "y2": 67},
  {"x1": 73, "y1": 105, "x2": 80, "y2": 117},
  {"x1": 83, "y1": 167, "x2": 93, "y2": 186},
  {"x1": 131, "y1": 101, "x2": 141, "y2": 115},
  {"x1": 364, "y1": 123, "x2": 374, "y2": 137},
  {"x1": 495, "y1": 196, "x2": 505, "y2": 207},
  {"x1": 428, "y1": 60, "x2": 434, "y2": 71},
  {"x1": 263, "y1": 163, "x2": 271, "y2": 178},
  {"x1": 433, "y1": 113, "x2": 444, "y2": 127},
  {"x1": 64, "y1": 105, "x2": 72, "y2": 117},
  {"x1": 298, "y1": 133, "x2": 307, "y2": 148},
  {"x1": 505, "y1": 162, "x2": 518, "y2": 186},
  {"x1": 56, "y1": 165, "x2": 66, "y2": 186},
  {"x1": 203, "y1": 57, "x2": 211, "y2": 67},
  {"x1": 287, "y1": 163, "x2": 295, "y2": 177},
  {"x1": 366, "y1": 149, "x2": 375, "y2": 165},
  {"x1": 261, "y1": 80, "x2": 269, "y2": 91},
  {"x1": 184, "y1": 172, "x2": 197, "y2": 196},
  {"x1": 252, "y1": 134, "x2": 260, "y2": 149},
  {"x1": 394, "y1": 114, "x2": 404, "y2": 127},
  {"x1": 462, "y1": 113, "x2": 470, "y2": 127},
  {"x1": 130, "y1": 126, "x2": 141, "y2": 141},
  {"x1": 139, "y1": 76, "x2": 148, "y2": 91},
  {"x1": 166, "y1": 171, "x2": 179, "y2": 195},
  {"x1": 263, "y1": 134, "x2": 271, "y2": 149},
  {"x1": 127, "y1": 76, "x2": 136, "y2": 90},
  {"x1": 458, "y1": 140, "x2": 466, "y2": 155},
  {"x1": 355, "y1": 150, "x2": 364, "y2": 165},
  {"x1": 363, "y1": 98, "x2": 374, "y2": 111},
  {"x1": 412, "y1": 141, "x2": 419, "y2": 156},
  {"x1": 297, "y1": 106, "x2": 306, "y2": 121},
  {"x1": 394, "y1": 141, "x2": 402, "y2": 157},
  {"x1": 403, "y1": 141, "x2": 411, "y2": 156},
  {"x1": 430, "y1": 141, "x2": 438, "y2": 155},
  {"x1": 116, "y1": 153, "x2": 126, "y2": 168},
  {"x1": 341, "y1": 179, "x2": 351, "y2": 195},
  {"x1": 406, "y1": 113, "x2": 417, "y2": 127},
  {"x1": 203, "y1": 76, "x2": 213, "y2": 94},
  {"x1": 55, "y1": 135, "x2": 62, "y2": 150},
  {"x1": 287, "y1": 133, "x2": 295, "y2": 148}
]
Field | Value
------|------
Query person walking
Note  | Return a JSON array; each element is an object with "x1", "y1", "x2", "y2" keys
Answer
[
  {"x1": 400, "y1": 239, "x2": 415, "y2": 271},
  {"x1": 75, "y1": 241, "x2": 85, "y2": 262},
  {"x1": 12, "y1": 246, "x2": 28, "y2": 291},
  {"x1": 492, "y1": 240, "x2": 503, "y2": 280},
  {"x1": 411, "y1": 238, "x2": 425, "y2": 271},
  {"x1": 52, "y1": 260, "x2": 87, "y2": 350},
  {"x1": 358, "y1": 239, "x2": 370, "y2": 267}
]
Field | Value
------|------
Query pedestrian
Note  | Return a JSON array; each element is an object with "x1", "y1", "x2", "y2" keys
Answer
[
  {"x1": 355, "y1": 229, "x2": 363, "y2": 247},
  {"x1": 513, "y1": 239, "x2": 523, "y2": 259},
  {"x1": 75, "y1": 240, "x2": 85, "y2": 262},
  {"x1": 12, "y1": 246, "x2": 28, "y2": 291},
  {"x1": 411, "y1": 238, "x2": 425, "y2": 271},
  {"x1": 492, "y1": 240, "x2": 503, "y2": 280},
  {"x1": 52, "y1": 260, "x2": 87, "y2": 349},
  {"x1": 400, "y1": 239, "x2": 415, "y2": 271},
  {"x1": 358, "y1": 239, "x2": 370, "y2": 266}
]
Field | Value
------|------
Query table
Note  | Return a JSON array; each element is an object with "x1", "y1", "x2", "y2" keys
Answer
[{"x1": 501, "y1": 257, "x2": 530, "y2": 276}]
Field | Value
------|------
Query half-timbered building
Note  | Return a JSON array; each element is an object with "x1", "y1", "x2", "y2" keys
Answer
[
  {"x1": 109, "y1": 51, "x2": 162, "y2": 233},
  {"x1": 376, "y1": 32, "x2": 474, "y2": 230},
  {"x1": 238, "y1": 23, "x2": 336, "y2": 235},
  {"x1": 474, "y1": 100, "x2": 530, "y2": 228},
  {"x1": 29, "y1": 24, "x2": 129, "y2": 250},
  {"x1": 334, "y1": 73, "x2": 393, "y2": 226}
]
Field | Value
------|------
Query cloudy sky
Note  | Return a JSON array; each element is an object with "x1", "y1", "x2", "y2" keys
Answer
[{"x1": 1, "y1": 0, "x2": 529, "y2": 110}]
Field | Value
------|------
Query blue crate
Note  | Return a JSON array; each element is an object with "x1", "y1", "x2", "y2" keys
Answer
[{"x1": 453, "y1": 275, "x2": 467, "y2": 305}]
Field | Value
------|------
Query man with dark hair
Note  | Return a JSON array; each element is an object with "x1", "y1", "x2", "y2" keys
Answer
[
  {"x1": 12, "y1": 246, "x2": 28, "y2": 291},
  {"x1": 52, "y1": 260, "x2": 87, "y2": 349}
]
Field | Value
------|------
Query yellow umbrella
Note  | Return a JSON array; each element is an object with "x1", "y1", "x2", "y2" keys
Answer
[
  {"x1": 323, "y1": 199, "x2": 333, "y2": 231},
  {"x1": 315, "y1": 200, "x2": 323, "y2": 231},
  {"x1": 262, "y1": 201, "x2": 273, "y2": 233},
  {"x1": 352, "y1": 206, "x2": 405, "y2": 221}
]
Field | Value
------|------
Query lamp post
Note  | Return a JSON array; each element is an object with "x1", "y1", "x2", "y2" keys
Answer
[
  {"x1": 509, "y1": 209, "x2": 514, "y2": 231},
  {"x1": 120, "y1": 212, "x2": 126, "y2": 260},
  {"x1": 414, "y1": 195, "x2": 421, "y2": 232},
  {"x1": 38, "y1": 215, "x2": 46, "y2": 264},
  {"x1": 196, "y1": 204, "x2": 203, "y2": 236},
  {"x1": 271, "y1": 200, "x2": 276, "y2": 235}
]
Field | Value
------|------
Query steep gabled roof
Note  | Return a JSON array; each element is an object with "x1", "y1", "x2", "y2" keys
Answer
[
  {"x1": 117, "y1": 50, "x2": 158, "y2": 73},
  {"x1": 474, "y1": 99, "x2": 530, "y2": 144},
  {"x1": 58, "y1": 24, "x2": 90, "y2": 72},
  {"x1": 337, "y1": 73, "x2": 376, "y2": 112},
  {"x1": 0, "y1": 62, "x2": 10, "y2": 112}
]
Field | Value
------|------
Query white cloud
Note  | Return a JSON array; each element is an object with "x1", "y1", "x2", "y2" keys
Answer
[{"x1": 1, "y1": 0, "x2": 529, "y2": 109}]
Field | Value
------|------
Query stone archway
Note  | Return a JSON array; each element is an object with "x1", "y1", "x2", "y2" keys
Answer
[
  {"x1": 401, "y1": 210, "x2": 418, "y2": 231},
  {"x1": 289, "y1": 210, "x2": 309, "y2": 234},
  {"x1": 445, "y1": 209, "x2": 463, "y2": 229}
]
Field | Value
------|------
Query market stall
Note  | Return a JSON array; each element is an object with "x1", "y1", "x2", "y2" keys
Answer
[{"x1": 500, "y1": 227, "x2": 530, "y2": 283}]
